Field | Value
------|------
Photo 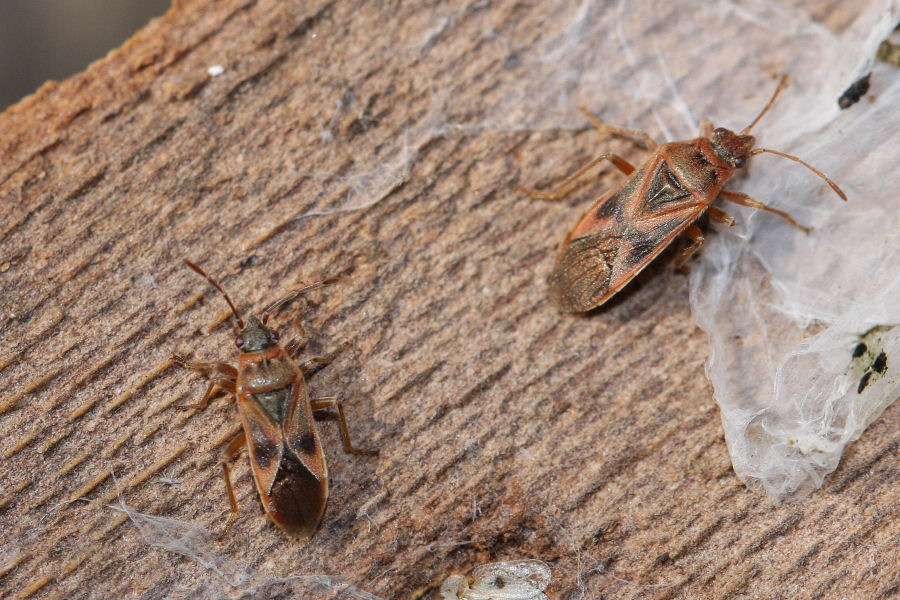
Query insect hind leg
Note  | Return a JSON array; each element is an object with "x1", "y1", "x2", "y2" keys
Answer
[
  {"x1": 220, "y1": 428, "x2": 247, "y2": 516},
  {"x1": 310, "y1": 396, "x2": 378, "y2": 456}
]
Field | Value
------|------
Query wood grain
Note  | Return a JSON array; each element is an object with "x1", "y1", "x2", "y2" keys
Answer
[{"x1": 1, "y1": 1, "x2": 898, "y2": 598}]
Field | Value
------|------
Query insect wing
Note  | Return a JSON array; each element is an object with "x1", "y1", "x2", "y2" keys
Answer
[
  {"x1": 268, "y1": 378, "x2": 328, "y2": 537},
  {"x1": 468, "y1": 560, "x2": 551, "y2": 599},
  {"x1": 550, "y1": 152, "x2": 704, "y2": 311},
  {"x1": 235, "y1": 391, "x2": 285, "y2": 497},
  {"x1": 440, "y1": 575, "x2": 470, "y2": 600},
  {"x1": 281, "y1": 378, "x2": 327, "y2": 478}
]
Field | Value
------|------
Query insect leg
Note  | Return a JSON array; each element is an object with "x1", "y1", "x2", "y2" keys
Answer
[
  {"x1": 706, "y1": 205, "x2": 735, "y2": 226},
  {"x1": 675, "y1": 226, "x2": 705, "y2": 268},
  {"x1": 518, "y1": 153, "x2": 636, "y2": 201},
  {"x1": 172, "y1": 354, "x2": 238, "y2": 379},
  {"x1": 177, "y1": 378, "x2": 236, "y2": 411},
  {"x1": 310, "y1": 396, "x2": 378, "y2": 456},
  {"x1": 298, "y1": 340, "x2": 351, "y2": 373},
  {"x1": 173, "y1": 354, "x2": 237, "y2": 409},
  {"x1": 298, "y1": 355, "x2": 337, "y2": 373},
  {"x1": 579, "y1": 107, "x2": 660, "y2": 150},
  {"x1": 220, "y1": 428, "x2": 246, "y2": 515},
  {"x1": 284, "y1": 319, "x2": 310, "y2": 357},
  {"x1": 719, "y1": 189, "x2": 811, "y2": 233}
]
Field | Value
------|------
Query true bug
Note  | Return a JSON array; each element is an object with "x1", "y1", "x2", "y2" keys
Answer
[
  {"x1": 174, "y1": 261, "x2": 377, "y2": 538},
  {"x1": 520, "y1": 76, "x2": 847, "y2": 312}
]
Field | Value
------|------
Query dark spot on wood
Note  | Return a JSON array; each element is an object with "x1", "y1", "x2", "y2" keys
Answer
[
  {"x1": 858, "y1": 371, "x2": 873, "y2": 394},
  {"x1": 873, "y1": 351, "x2": 887, "y2": 374},
  {"x1": 239, "y1": 254, "x2": 260, "y2": 269},
  {"x1": 852, "y1": 343, "x2": 867, "y2": 358},
  {"x1": 838, "y1": 73, "x2": 871, "y2": 109}
]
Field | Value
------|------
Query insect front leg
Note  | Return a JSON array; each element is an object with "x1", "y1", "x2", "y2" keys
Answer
[
  {"x1": 310, "y1": 396, "x2": 378, "y2": 456},
  {"x1": 172, "y1": 355, "x2": 238, "y2": 410},
  {"x1": 220, "y1": 427, "x2": 247, "y2": 515},
  {"x1": 297, "y1": 340, "x2": 351, "y2": 374},
  {"x1": 172, "y1": 354, "x2": 238, "y2": 379},
  {"x1": 284, "y1": 319, "x2": 310, "y2": 357},
  {"x1": 719, "y1": 189, "x2": 811, "y2": 233},
  {"x1": 518, "y1": 152, "x2": 637, "y2": 201}
]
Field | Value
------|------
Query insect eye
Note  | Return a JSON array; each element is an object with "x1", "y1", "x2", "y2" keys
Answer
[
  {"x1": 271, "y1": 330, "x2": 279, "y2": 341},
  {"x1": 734, "y1": 156, "x2": 747, "y2": 168},
  {"x1": 235, "y1": 336, "x2": 244, "y2": 348}
]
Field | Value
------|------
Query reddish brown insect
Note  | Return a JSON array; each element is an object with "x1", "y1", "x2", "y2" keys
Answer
[
  {"x1": 175, "y1": 261, "x2": 377, "y2": 538},
  {"x1": 520, "y1": 76, "x2": 847, "y2": 312}
]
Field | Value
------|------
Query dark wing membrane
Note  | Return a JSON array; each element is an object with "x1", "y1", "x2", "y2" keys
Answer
[
  {"x1": 264, "y1": 453, "x2": 328, "y2": 538},
  {"x1": 549, "y1": 230, "x2": 623, "y2": 312}
]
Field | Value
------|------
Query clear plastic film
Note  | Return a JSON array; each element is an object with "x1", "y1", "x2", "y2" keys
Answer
[{"x1": 686, "y1": 6, "x2": 900, "y2": 498}]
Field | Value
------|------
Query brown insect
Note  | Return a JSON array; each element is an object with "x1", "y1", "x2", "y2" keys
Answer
[
  {"x1": 520, "y1": 76, "x2": 847, "y2": 312},
  {"x1": 174, "y1": 261, "x2": 377, "y2": 538}
]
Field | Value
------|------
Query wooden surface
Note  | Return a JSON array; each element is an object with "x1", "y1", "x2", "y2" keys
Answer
[{"x1": 1, "y1": 1, "x2": 899, "y2": 598}]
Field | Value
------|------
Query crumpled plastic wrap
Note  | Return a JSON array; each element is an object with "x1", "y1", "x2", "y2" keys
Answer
[{"x1": 688, "y1": 4, "x2": 900, "y2": 498}]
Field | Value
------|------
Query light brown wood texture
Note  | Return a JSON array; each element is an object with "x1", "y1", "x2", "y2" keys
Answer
[{"x1": 1, "y1": 1, "x2": 897, "y2": 598}]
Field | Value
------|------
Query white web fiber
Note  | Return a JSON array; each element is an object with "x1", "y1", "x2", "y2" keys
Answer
[{"x1": 109, "y1": 490, "x2": 385, "y2": 599}]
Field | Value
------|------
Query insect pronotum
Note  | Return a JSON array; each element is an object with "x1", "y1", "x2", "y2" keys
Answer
[
  {"x1": 175, "y1": 260, "x2": 377, "y2": 538},
  {"x1": 520, "y1": 76, "x2": 847, "y2": 312}
]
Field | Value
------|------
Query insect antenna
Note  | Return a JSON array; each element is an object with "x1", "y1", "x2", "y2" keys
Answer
[
  {"x1": 261, "y1": 278, "x2": 340, "y2": 325},
  {"x1": 749, "y1": 147, "x2": 848, "y2": 201},
  {"x1": 184, "y1": 260, "x2": 245, "y2": 329},
  {"x1": 740, "y1": 75, "x2": 788, "y2": 134}
]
